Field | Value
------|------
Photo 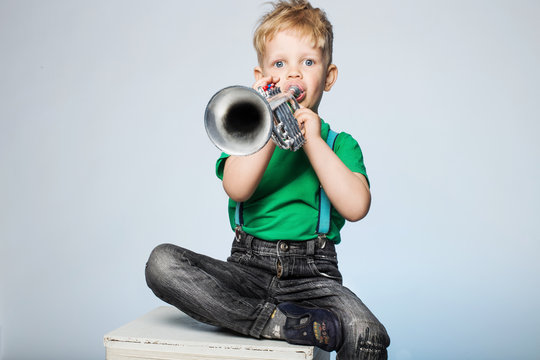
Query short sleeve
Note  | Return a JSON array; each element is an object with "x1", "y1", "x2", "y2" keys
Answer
[
  {"x1": 215, "y1": 152, "x2": 230, "y2": 180},
  {"x1": 333, "y1": 132, "x2": 370, "y2": 187}
]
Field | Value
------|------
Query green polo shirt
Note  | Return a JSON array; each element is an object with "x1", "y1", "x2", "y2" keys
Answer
[{"x1": 215, "y1": 120, "x2": 368, "y2": 244}]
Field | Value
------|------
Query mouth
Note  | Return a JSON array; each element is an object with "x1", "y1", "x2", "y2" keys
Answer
[{"x1": 285, "y1": 83, "x2": 306, "y2": 102}]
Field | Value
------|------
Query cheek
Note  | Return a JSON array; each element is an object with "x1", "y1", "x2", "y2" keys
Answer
[
  {"x1": 308, "y1": 80, "x2": 324, "y2": 94},
  {"x1": 274, "y1": 69, "x2": 287, "y2": 78}
]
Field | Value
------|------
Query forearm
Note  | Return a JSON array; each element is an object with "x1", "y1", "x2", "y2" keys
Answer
[
  {"x1": 222, "y1": 140, "x2": 276, "y2": 202},
  {"x1": 303, "y1": 137, "x2": 371, "y2": 222}
]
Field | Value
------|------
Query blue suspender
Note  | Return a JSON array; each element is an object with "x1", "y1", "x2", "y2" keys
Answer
[
  {"x1": 235, "y1": 129, "x2": 340, "y2": 236},
  {"x1": 234, "y1": 200, "x2": 243, "y2": 227},
  {"x1": 316, "y1": 129, "x2": 339, "y2": 235}
]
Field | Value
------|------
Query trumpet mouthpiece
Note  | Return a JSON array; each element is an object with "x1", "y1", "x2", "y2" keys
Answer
[{"x1": 288, "y1": 85, "x2": 303, "y2": 99}]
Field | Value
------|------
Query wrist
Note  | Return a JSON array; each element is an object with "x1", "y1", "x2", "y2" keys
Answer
[{"x1": 302, "y1": 136, "x2": 325, "y2": 157}]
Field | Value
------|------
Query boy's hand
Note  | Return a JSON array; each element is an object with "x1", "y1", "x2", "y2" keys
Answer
[
  {"x1": 294, "y1": 107, "x2": 321, "y2": 143},
  {"x1": 252, "y1": 75, "x2": 280, "y2": 91}
]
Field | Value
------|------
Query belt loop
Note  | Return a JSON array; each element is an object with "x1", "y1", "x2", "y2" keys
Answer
[
  {"x1": 306, "y1": 240, "x2": 315, "y2": 257},
  {"x1": 245, "y1": 234, "x2": 254, "y2": 253}
]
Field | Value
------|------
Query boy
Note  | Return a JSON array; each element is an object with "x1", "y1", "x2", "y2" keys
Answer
[{"x1": 145, "y1": 1, "x2": 390, "y2": 358}]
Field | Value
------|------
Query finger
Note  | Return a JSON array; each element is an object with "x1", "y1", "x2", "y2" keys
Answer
[
  {"x1": 253, "y1": 77, "x2": 269, "y2": 89},
  {"x1": 252, "y1": 76, "x2": 269, "y2": 89},
  {"x1": 253, "y1": 76, "x2": 280, "y2": 90},
  {"x1": 293, "y1": 108, "x2": 309, "y2": 120}
]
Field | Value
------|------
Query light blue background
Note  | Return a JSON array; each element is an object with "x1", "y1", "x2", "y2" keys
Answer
[{"x1": 1, "y1": 1, "x2": 539, "y2": 359}]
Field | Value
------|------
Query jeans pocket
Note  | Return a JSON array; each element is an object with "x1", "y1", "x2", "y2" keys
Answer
[
  {"x1": 308, "y1": 259, "x2": 343, "y2": 282},
  {"x1": 227, "y1": 250, "x2": 252, "y2": 265}
]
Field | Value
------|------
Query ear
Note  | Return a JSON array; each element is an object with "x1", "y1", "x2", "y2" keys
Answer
[
  {"x1": 254, "y1": 66, "x2": 264, "y2": 81},
  {"x1": 324, "y1": 64, "x2": 338, "y2": 91}
]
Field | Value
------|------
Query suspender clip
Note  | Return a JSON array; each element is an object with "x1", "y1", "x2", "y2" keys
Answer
[
  {"x1": 317, "y1": 234, "x2": 327, "y2": 249},
  {"x1": 235, "y1": 225, "x2": 243, "y2": 242}
]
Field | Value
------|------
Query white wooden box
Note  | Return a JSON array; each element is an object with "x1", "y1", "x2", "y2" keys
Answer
[{"x1": 104, "y1": 306, "x2": 330, "y2": 360}]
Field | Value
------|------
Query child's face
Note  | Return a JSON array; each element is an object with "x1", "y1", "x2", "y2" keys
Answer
[{"x1": 255, "y1": 29, "x2": 337, "y2": 113}]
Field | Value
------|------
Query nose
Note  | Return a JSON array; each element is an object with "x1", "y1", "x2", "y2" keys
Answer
[{"x1": 287, "y1": 65, "x2": 302, "y2": 79}]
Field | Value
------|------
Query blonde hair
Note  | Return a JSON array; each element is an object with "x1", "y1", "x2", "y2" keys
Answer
[{"x1": 253, "y1": 0, "x2": 334, "y2": 66}]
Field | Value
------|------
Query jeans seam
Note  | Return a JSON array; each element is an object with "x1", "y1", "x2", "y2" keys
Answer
[{"x1": 249, "y1": 302, "x2": 276, "y2": 338}]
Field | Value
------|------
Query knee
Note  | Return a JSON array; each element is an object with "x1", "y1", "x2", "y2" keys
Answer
[
  {"x1": 145, "y1": 243, "x2": 180, "y2": 290},
  {"x1": 344, "y1": 316, "x2": 390, "y2": 356}
]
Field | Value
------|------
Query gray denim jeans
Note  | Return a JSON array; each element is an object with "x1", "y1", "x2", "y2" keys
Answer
[{"x1": 145, "y1": 231, "x2": 390, "y2": 359}]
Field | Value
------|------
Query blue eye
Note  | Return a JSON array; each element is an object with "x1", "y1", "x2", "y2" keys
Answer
[
  {"x1": 274, "y1": 61, "x2": 284, "y2": 68},
  {"x1": 304, "y1": 59, "x2": 314, "y2": 66}
]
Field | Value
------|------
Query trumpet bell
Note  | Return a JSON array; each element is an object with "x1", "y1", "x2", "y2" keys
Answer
[{"x1": 204, "y1": 86, "x2": 273, "y2": 156}]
